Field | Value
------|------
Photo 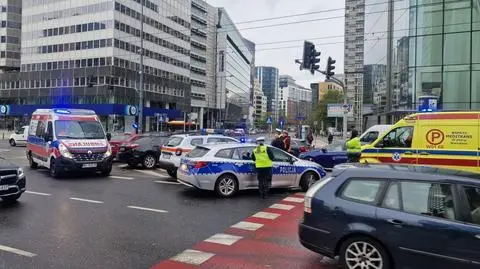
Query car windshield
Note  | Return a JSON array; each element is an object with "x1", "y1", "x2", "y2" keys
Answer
[
  {"x1": 186, "y1": 146, "x2": 210, "y2": 158},
  {"x1": 327, "y1": 140, "x2": 346, "y2": 152},
  {"x1": 55, "y1": 120, "x2": 105, "y2": 139}
]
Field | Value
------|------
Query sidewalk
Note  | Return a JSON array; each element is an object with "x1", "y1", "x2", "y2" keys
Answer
[{"x1": 151, "y1": 193, "x2": 337, "y2": 269}]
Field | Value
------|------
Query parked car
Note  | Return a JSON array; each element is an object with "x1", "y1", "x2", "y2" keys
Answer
[
  {"x1": 159, "y1": 134, "x2": 239, "y2": 178},
  {"x1": 109, "y1": 132, "x2": 141, "y2": 158},
  {"x1": 177, "y1": 143, "x2": 326, "y2": 198},
  {"x1": 299, "y1": 139, "x2": 348, "y2": 169},
  {"x1": 300, "y1": 164, "x2": 480, "y2": 269},
  {"x1": 9, "y1": 126, "x2": 29, "y2": 147},
  {"x1": 116, "y1": 134, "x2": 169, "y2": 169},
  {"x1": 290, "y1": 138, "x2": 311, "y2": 157},
  {"x1": 0, "y1": 156, "x2": 26, "y2": 202}
]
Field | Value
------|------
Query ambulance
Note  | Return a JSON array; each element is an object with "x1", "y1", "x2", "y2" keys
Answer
[
  {"x1": 360, "y1": 112, "x2": 480, "y2": 173},
  {"x1": 26, "y1": 109, "x2": 113, "y2": 178}
]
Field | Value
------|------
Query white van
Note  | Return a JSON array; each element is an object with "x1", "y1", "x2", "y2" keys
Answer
[
  {"x1": 359, "y1": 125, "x2": 392, "y2": 145},
  {"x1": 9, "y1": 126, "x2": 29, "y2": 146}
]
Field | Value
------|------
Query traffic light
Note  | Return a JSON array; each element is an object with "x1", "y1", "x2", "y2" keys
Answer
[
  {"x1": 310, "y1": 50, "x2": 321, "y2": 75},
  {"x1": 326, "y1": 57, "x2": 336, "y2": 79},
  {"x1": 302, "y1": 41, "x2": 315, "y2": 70}
]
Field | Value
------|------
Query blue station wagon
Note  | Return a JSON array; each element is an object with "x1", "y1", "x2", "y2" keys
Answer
[{"x1": 299, "y1": 164, "x2": 480, "y2": 269}]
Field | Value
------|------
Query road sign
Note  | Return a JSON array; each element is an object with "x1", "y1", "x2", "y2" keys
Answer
[
  {"x1": 279, "y1": 119, "x2": 285, "y2": 128},
  {"x1": 327, "y1": 104, "x2": 354, "y2": 117},
  {"x1": 266, "y1": 116, "x2": 272, "y2": 124},
  {"x1": 158, "y1": 116, "x2": 165, "y2": 123},
  {"x1": 132, "y1": 123, "x2": 138, "y2": 129}
]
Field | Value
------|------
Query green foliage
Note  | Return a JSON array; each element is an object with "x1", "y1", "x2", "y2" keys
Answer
[{"x1": 312, "y1": 90, "x2": 344, "y2": 128}]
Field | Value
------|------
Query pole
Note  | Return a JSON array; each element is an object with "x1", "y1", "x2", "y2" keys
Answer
[
  {"x1": 183, "y1": 112, "x2": 186, "y2": 133},
  {"x1": 156, "y1": 114, "x2": 159, "y2": 133},
  {"x1": 386, "y1": 0, "x2": 394, "y2": 124},
  {"x1": 138, "y1": 2, "x2": 144, "y2": 133}
]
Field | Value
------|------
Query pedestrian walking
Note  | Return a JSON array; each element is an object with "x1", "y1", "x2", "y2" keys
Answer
[
  {"x1": 346, "y1": 129, "x2": 362, "y2": 162},
  {"x1": 328, "y1": 131, "x2": 334, "y2": 145},
  {"x1": 282, "y1": 130, "x2": 292, "y2": 153},
  {"x1": 252, "y1": 137, "x2": 275, "y2": 199},
  {"x1": 271, "y1": 129, "x2": 285, "y2": 151},
  {"x1": 307, "y1": 130, "x2": 314, "y2": 146}
]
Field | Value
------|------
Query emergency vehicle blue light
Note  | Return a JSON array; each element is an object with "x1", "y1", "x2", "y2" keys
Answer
[
  {"x1": 54, "y1": 109, "x2": 71, "y2": 114},
  {"x1": 239, "y1": 137, "x2": 247, "y2": 143}
]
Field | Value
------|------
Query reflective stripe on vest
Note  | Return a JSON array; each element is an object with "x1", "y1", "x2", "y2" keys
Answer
[{"x1": 253, "y1": 145, "x2": 273, "y2": 168}]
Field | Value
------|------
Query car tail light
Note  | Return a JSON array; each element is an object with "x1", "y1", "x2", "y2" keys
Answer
[
  {"x1": 299, "y1": 146, "x2": 307, "y2": 152},
  {"x1": 304, "y1": 177, "x2": 334, "y2": 213},
  {"x1": 193, "y1": 161, "x2": 209, "y2": 169},
  {"x1": 175, "y1": 148, "x2": 183, "y2": 156}
]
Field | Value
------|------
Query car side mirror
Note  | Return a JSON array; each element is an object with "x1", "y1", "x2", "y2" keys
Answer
[
  {"x1": 106, "y1": 133, "x2": 112, "y2": 142},
  {"x1": 375, "y1": 141, "x2": 384, "y2": 148},
  {"x1": 289, "y1": 157, "x2": 296, "y2": 164}
]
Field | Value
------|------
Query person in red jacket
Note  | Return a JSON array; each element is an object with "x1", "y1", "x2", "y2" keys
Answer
[{"x1": 282, "y1": 130, "x2": 291, "y2": 153}]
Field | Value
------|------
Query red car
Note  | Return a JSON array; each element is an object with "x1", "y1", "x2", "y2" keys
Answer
[{"x1": 110, "y1": 133, "x2": 141, "y2": 158}]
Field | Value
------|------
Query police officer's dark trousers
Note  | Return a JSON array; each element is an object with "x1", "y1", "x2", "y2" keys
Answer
[{"x1": 257, "y1": 167, "x2": 272, "y2": 198}]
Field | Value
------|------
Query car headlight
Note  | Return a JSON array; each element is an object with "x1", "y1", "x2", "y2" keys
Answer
[
  {"x1": 104, "y1": 144, "x2": 112, "y2": 158},
  {"x1": 59, "y1": 143, "x2": 73, "y2": 159},
  {"x1": 17, "y1": 168, "x2": 25, "y2": 179}
]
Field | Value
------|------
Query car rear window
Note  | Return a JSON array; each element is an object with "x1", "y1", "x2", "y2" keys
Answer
[
  {"x1": 341, "y1": 179, "x2": 384, "y2": 203},
  {"x1": 166, "y1": 136, "x2": 183, "y2": 147},
  {"x1": 187, "y1": 147, "x2": 210, "y2": 158}
]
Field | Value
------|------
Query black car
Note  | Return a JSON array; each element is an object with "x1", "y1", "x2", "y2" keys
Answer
[
  {"x1": 291, "y1": 139, "x2": 311, "y2": 157},
  {"x1": 0, "y1": 157, "x2": 26, "y2": 202},
  {"x1": 116, "y1": 134, "x2": 169, "y2": 169}
]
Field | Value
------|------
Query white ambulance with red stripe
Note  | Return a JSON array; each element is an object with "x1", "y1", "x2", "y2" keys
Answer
[
  {"x1": 158, "y1": 134, "x2": 238, "y2": 178},
  {"x1": 26, "y1": 109, "x2": 113, "y2": 178}
]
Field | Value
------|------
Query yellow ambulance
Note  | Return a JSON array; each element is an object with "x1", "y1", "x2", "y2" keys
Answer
[{"x1": 360, "y1": 112, "x2": 479, "y2": 173}]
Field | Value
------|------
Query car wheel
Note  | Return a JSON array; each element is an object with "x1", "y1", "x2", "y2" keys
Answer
[
  {"x1": 9, "y1": 139, "x2": 16, "y2": 147},
  {"x1": 142, "y1": 154, "x2": 156, "y2": 169},
  {"x1": 100, "y1": 165, "x2": 112, "y2": 177},
  {"x1": 28, "y1": 153, "x2": 38, "y2": 169},
  {"x1": 339, "y1": 236, "x2": 390, "y2": 269},
  {"x1": 2, "y1": 193, "x2": 21, "y2": 203},
  {"x1": 215, "y1": 174, "x2": 238, "y2": 198},
  {"x1": 167, "y1": 168, "x2": 177, "y2": 179},
  {"x1": 49, "y1": 159, "x2": 61, "y2": 179},
  {"x1": 300, "y1": 171, "x2": 318, "y2": 192}
]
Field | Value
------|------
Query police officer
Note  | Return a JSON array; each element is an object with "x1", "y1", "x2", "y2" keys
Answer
[
  {"x1": 252, "y1": 137, "x2": 275, "y2": 199},
  {"x1": 346, "y1": 129, "x2": 362, "y2": 162}
]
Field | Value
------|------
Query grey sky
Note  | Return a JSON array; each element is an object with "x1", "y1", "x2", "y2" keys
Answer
[{"x1": 206, "y1": 0, "x2": 346, "y2": 88}]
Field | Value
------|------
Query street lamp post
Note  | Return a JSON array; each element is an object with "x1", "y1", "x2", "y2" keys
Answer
[{"x1": 137, "y1": 2, "x2": 145, "y2": 133}]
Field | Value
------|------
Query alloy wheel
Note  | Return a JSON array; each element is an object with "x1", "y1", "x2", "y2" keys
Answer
[
  {"x1": 143, "y1": 155, "x2": 156, "y2": 169},
  {"x1": 345, "y1": 241, "x2": 383, "y2": 269},
  {"x1": 218, "y1": 177, "x2": 236, "y2": 196}
]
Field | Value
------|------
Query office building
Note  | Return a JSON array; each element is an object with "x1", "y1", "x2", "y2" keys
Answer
[
  {"x1": 0, "y1": 0, "x2": 193, "y2": 132},
  {"x1": 278, "y1": 75, "x2": 312, "y2": 125},
  {"x1": 255, "y1": 66, "x2": 279, "y2": 121},
  {"x1": 253, "y1": 79, "x2": 267, "y2": 121},
  {"x1": 319, "y1": 79, "x2": 343, "y2": 103},
  {"x1": 216, "y1": 8, "x2": 254, "y2": 127},
  {"x1": 364, "y1": 0, "x2": 480, "y2": 127},
  {"x1": 0, "y1": 0, "x2": 21, "y2": 72},
  {"x1": 344, "y1": 0, "x2": 365, "y2": 131},
  {"x1": 190, "y1": 0, "x2": 217, "y2": 129}
]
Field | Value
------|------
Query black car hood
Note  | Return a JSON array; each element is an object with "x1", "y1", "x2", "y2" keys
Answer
[{"x1": 0, "y1": 157, "x2": 19, "y2": 169}]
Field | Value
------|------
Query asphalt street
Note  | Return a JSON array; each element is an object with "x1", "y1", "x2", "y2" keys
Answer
[{"x1": 0, "y1": 140, "x2": 300, "y2": 269}]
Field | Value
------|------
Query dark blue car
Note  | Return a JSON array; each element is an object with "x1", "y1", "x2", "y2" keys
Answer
[
  {"x1": 299, "y1": 164, "x2": 480, "y2": 269},
  {"x1": 299, "y1": 140, "x2": 348, "y2": 169}
]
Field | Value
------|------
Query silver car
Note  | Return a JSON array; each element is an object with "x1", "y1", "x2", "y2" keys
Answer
[{"x1": 177, "y1": 143, "x2": 327, "y2": 198}]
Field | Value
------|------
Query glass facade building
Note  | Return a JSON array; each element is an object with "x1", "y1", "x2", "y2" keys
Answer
[
  {"x1": 363, "y1": 0, "x2": 480, "y2": 125},
  {"x1": 255, "y1": 66, "x2": 279, "y2": 121}
]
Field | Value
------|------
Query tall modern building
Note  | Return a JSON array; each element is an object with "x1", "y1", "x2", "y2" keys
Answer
[
  {"x1": 253, "y1": 79, "x2": 267, "y2": 121},
  {"x1": 0, "y1": 0, "x2": 193, "y2": 132},
  {"x1": 363, "y1": 0, "x2": 480, "y2": 127},
  {"x1": 0, "y1": 0, "x2": 21, "y2": 72},
  {"x1": 255, "y1": 66, "x2": 279, "y2": 121},
  {"x1": 216, "y1": 8, "x2": 254, "y2": 127},
  {"x1": 344, "y1": 0, "x2": 365, "y2": 131},
  {"x1": 278, "y1": 75, "x2": 312, "y2": 125},
  {"x1": 189, "y1": 0, "x2": 217, "y2": 129}
]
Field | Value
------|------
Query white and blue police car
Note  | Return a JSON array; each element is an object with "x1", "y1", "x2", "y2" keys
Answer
[{"x1": 177, "y1": 142, "x2": 327, "y2": 198}]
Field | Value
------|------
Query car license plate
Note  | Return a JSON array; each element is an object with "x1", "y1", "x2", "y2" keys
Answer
[
  {"x1": 0, "y1": 185, "x2": 9, "y2": 191},
  {"x1": 82, "y1": 163, "x2": 97, "y2": 168},
  {"x1": 163, "y1": 154, "x2": 171, "y2": 159}
]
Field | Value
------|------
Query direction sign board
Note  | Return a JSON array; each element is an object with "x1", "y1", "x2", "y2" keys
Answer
[
  {"x1": 327, "y1": 104, "x2": 354, "y2": 118},
  {"x1": 266, "y1": 116, "x2": 272, "y2": 124}
]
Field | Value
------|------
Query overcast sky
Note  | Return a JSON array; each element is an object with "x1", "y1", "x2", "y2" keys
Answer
[{"x1": 206, "y1": 0, "x2": 346, "y2": 88}]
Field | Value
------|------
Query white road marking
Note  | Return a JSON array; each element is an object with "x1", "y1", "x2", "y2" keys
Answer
[
  {"x1": 117, "y1": 164, "x2": 128, "y2": 168},
  {"x1": 25, "y1": 191, "x2": 51, "y2": 196},
  {"x1": 135, "y1": 170, "x2": 171, "y2": 178},
  {"x1": 127, "y1": 206, "x2": 168, "y2": 213},
  {"x1": 69, "y1": 197, "x2": 104, "y2": 204},
  {"x1": 252, "y1": 212, "x2": 281, "y2": 220},
  {"x1": 153, "y1": 180, "x2": 181, "y2": 185},
  {"x1": 269, "y1": 203, "x2": 294, "y2": 210},
  {"x1": 170, "y1": 249, "x2": 214, "y2": 265},
  {"x1": 283, "y1": 197, "x2": 304, "y2": 203},
  {"x1": 204, "y1": 233, "x2": 243, "y2": 246},
  {"x1": 109, "y1": 176, "x2": 135, "y2": 180},
  {"x1": 231, "y1": 221, "x2": 263, "y2": 231},
  {"x1": 0, "y1": 244, "x2": 36, "y2": 257}
]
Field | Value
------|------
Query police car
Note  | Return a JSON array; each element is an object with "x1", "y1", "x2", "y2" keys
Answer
[{"x1": 177, "y1": 143, "x2": 327, "y2": 198}]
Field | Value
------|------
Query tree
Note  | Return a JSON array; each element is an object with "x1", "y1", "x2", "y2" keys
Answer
[{"x1": 313, "y1": 90, "x2": 344, "y2": 130}]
